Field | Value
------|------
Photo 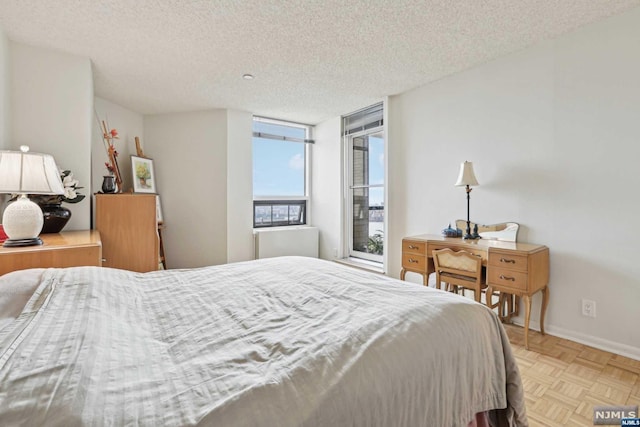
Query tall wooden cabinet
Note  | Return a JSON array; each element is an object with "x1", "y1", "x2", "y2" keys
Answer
[{"x1": 95, "y1": 193, "x2": 159, "y2": 272}]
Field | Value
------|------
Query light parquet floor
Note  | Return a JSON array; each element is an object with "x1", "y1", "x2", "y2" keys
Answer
[{"x1": 504, "y1": 324, "x2": 640, "y2": 426}]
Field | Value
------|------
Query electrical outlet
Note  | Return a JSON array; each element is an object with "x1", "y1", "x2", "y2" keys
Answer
[
  {"x1": 582, "y1": 299, "x2": 596, "y2": 318},
  {"x1": 333, "y1": 248, "x2": 338, "y2": 258}
]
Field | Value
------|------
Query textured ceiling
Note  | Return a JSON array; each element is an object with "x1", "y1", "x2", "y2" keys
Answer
[{"x1": 1, "y1": 1, "x2": 639, "y2": 124}]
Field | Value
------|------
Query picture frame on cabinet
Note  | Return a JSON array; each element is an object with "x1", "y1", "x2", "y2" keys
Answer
[{"x1": 131, "y1": 156, "x2": 156, "y2": 193}]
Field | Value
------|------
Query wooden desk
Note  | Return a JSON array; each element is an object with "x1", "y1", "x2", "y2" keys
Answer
[
  {"x1": 401, "y1": 234, "x2": 549, "y2": 349},
  {"x1": 0, "y1": 230, "x2": 102, "y2": 276}
]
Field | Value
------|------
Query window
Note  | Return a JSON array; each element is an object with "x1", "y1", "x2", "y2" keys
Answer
[
  {"x1": 252, "y1": 117, "x2": 313, "y2": 227},
  {"x1": 253, "y1": 200, "x2": 306, "y2": 228},
  {"x1": 344, "y1": 103, "x2": 385, "y2": 263}
]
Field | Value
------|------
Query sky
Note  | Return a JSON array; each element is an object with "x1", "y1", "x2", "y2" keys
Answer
[
  {"x1": 253, "y1": 121, "x2": 306, "y2": 197},
  {"x1": 367, "y1": 135, "x2": 384, "y2": 206}
]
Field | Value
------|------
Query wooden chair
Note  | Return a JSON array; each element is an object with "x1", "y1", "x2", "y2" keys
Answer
[
  {"x1": 433, "y1": 248, "x2": 486, "y2": 303},
  {"x1": 450, "y1": 220, "x2": 520, "y2": 316}
]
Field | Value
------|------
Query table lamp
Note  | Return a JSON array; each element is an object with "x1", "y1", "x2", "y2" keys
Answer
[
  {"x1": 454, "y1": 161, "x2": 479, "y2": 240},
  {"x1": 0, "y1": 146, "x2": 65, "y2": 247}
]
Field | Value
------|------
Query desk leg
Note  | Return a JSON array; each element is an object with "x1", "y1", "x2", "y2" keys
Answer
[
  {"x1": 399, "y1": 269, "x2": 429, "y2": 286},
  {"x1": 540, "y1": 286, "x2": 549, "y2": 336},
  {"x1": 504, "y1": 293, "x2": 512, "y2": 321},
  {"x1": 523, "y1": 294, "x2": 532, "y2": 350},
  {"x1": 425, "y1": 258, "x2": 435, "y2": 287},
  {"x1": 490, "y1": 290, "x2": 497, "y2": 310}
]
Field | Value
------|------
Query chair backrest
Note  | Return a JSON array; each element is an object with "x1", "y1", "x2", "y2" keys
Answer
[
  {"x1": 432, "y1": 248, "x2": 482, "y2": 277},
  {"x1": 433, "y1": 248, "x2": 484, "y2": 302}
]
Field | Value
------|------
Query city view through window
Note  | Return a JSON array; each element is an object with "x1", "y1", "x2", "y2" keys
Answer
[{"x1": 254, "y1": 202, "x2": 305, "y2": 227}]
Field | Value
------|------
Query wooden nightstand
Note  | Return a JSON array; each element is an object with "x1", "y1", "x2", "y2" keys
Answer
[{"x1": 0, "y1": 230, "x2": 102, "y2": 276}]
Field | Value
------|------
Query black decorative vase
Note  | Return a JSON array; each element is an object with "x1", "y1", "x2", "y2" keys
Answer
[
  {"x1": 40, "y1": 204, "x2": 72, "y2": 234},
  {"x1": 102, "y1": 175, "x2": 116, "y2": 193}
]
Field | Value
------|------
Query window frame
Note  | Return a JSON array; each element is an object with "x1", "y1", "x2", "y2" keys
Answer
[
  {"x1": 252, "y1": 116, "x2": 313, "y2": 228},
  {"x1": 253, "y1": 200, "x2": 307, "y2": 228}
]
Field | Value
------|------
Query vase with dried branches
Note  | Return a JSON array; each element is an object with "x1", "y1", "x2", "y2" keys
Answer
[{"x1": 97, "y1": 116, "x2": 123, "y2": 193}]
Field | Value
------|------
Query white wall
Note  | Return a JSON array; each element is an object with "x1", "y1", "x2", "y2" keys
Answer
[
  {"x1": 2, "y1": 37, "x2": 253, "y2": 264},
  {"x1": 388, "y1": 8, "x2": 640, "y2": 358},
  {"x1": 310, "y1": 117, "x2": 343, "y2": 260},
  {"x1": 144, "y1": 110, "x2": 228, "y2": 268},
  {"x1": 0, "y1": 26, "x2": 8, "y2": 210},
  {"x1": 0, "y1": 26, "x2": 8, "y2": 150},
  {"x1": 226, "y1": 109, "x2": 254, "y2": 263},
  {"x1": 9, "y1": 42, "x2": 93, "y2": 231},
  {"x1": 92, "y1": 97, "x2": 144, "y2": 198}
]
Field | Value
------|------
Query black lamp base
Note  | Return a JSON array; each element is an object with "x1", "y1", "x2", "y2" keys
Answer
[
  {"x1": 463, "y1": 221, "x2": 481, "y2": 240},
  {"x1": 463, "y1": 222, "x2": 475, "y2": 240},
  {"x1": 3, "y1": 237, "x2": 43, "y2": 247},
  {"x1": 471, "y1": 223, "x2": 481, "y2": 240}
]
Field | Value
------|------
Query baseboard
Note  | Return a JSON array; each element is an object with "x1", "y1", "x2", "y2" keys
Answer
[{"x1": 511, "y1": 319, "x2": 640, "y2": 361}]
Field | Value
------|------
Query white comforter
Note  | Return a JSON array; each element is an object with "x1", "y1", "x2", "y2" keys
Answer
[{"x1": 0, "y1": 257, "x2": 526, "y2": 426}]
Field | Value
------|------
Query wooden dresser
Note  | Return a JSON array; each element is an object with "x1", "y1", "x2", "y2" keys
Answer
[
  {"x1": 401, "y1": 234, "x2": 549, "y2": 349},
  {"x1": 95, "y1": 193, "x2": 159, "y2": 273},
  {"x1": 0, "y1": 230, "x2": 102, "y2": 276}
]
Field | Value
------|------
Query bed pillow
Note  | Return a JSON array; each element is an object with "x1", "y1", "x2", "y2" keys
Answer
[{"x1": 0, "y1": 269, "x2": 45, "y2": 319}]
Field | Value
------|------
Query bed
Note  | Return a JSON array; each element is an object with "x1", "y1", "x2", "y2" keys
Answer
[{"x1": 0, "y1": 256, "x2": 527, "y2": 426}]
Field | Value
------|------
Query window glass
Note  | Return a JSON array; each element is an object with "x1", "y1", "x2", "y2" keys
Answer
[
  {"x1": 253, "y1": 201, "x2": 306, "y2": 228},
  {"x1": 253, "y1": 120, "x2": 306, "y2": 197},
  {"x1": 254, "y1": 205, "x2": 272, "y2": 226}
]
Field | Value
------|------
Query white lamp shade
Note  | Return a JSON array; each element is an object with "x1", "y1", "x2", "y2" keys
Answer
[
  {"x1": 0, "y1": 148, "x2": 65, "y2": 195},
  {"x1": 454, "y1": 161, "x2": 479, "y2": 187},
  {"x1": 0, "y1": 147, "x2": 65, "y2": 245}
]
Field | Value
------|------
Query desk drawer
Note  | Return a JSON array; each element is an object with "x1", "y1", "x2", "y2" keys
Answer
[
  {"x1": 403, "y1": 240, "x2": 426, "y2": 255},
  {"x1": 402, "y1": 253, "x2": 426, "y2": 271},
  {"x1": 488, "y1": 268, "x2": 528, "y2": 292},
  {"x1": 489, "y1": 251, "x2": 528, "y2": 272}
]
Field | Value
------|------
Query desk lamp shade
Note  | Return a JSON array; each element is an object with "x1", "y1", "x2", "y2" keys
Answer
[
  {"x1": 455, "y1": 161, "x2": 479, "y2": 187},
  {"x1": 454, "y1": 161, "x2": 479, "y2": 240},
  {"x1": 0, "y1": 146, "x2": 65, "y2": 246}
]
